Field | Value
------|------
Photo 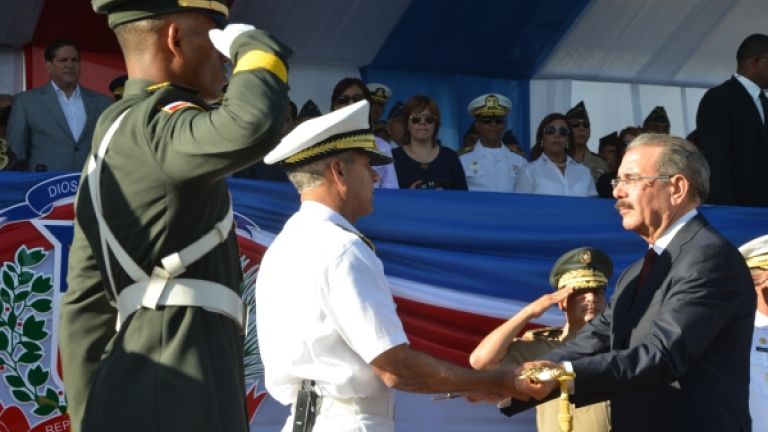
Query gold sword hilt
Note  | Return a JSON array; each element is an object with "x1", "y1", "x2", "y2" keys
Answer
[{"x1": 519, "y1": 367, "x2": 576, "y2": 432}]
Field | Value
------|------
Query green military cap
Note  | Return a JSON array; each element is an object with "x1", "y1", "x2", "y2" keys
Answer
[
  {"x1": 549, "y1": 247, "x2": 613, "y2": 291},
  {"x1": 297, "y1": 99, "x2": 321, "y2": 121},
  {"x1": 566, "y1": 101, "x2": 589, "y2": 121},
  {"x1": 598, "y1": 131, "x2": 619, "y2": 152},
  {"x1": 92, "y1": 0, "x2": 229, "y2": 29},
  {"x1": 739, "y1": 234, "x2": 768, "y2": 270},
  {"x1": 644, "y1": 106, "x2": 669, "y2": 124}
]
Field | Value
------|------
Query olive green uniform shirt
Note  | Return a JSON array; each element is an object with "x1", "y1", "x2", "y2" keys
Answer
[
  {"x1": 581, "y1": 150, "x2": 609, "y2": 184},
  {"x1": 505, "y1": 328, "x2": 611, "y2": 432},
  {"x1": 59, "y1": 30, "x2": 290, "y2": 432}
]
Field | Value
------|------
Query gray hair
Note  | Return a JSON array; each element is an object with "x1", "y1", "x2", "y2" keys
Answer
[
  {"x1": 627, "y1": 133, "x2": 710, "y2": 203},
  {"x1": 285, "y1": 151, "x2": 357, "y2": 192}
]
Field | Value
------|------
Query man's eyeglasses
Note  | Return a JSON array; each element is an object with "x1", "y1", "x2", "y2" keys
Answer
[
  {"x1": 478, "y1": 116, "x2": 505, "y2": 125},
  {"x1": 543, "y1": 126, "x2": 570, "y2": 137},
  {"x1": 334, "y1": 94, "x2": 365, "y2": 106},
  {"x1": 410, "y1": 115, "x2": 436, "y2": 125},
  {"x1": 569, "y1": 120, "x2": 590, "y2": 129},
  {"x1": 610, "y1": 175, "x2": 671, "y2": 189}
]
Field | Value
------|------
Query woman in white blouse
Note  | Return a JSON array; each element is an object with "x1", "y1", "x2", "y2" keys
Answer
[{"x1": 514, "y1": 113, "x2": 597, "y2": 197}]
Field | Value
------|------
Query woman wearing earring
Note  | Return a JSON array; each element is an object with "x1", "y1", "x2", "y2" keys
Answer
[
  {"x1": 514, "y1": 113, "x2": 597, "y2": 197},
  {"x1": 391, "y1": 95, "x2": 467, "y2": 190}
]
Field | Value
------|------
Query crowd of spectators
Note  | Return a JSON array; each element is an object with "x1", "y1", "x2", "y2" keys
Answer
[{"x1": 2, "y1": 34, "x2": 767, "y2": 207}]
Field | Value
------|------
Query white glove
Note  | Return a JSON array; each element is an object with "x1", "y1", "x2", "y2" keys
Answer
[{"x1": 209, "y1": 24, "x2": 256, "y2": 59}]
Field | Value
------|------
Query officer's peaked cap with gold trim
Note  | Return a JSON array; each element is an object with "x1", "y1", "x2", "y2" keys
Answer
[
  {"x1": 367, "y1": 83, "x2": 392, "y2": 105},
  {"x1": 549, "y1": 247, "x2": 613, "y2": 291},
  {"x1": 264, "y1": 100, "x2": 392, "y2": 167},
  {"x1": 92, "y1": 0, "x2": 229, "y2": 29},
  {"x1": 739, "y1": 234, "x2": 768, "y2": 270},
  {"x1": 467, "y1": 93, "x2": 511, "y2": 117}
]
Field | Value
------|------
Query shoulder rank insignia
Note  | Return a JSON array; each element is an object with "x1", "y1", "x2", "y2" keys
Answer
[
  {"x1": 161, "y1": 101, "x2": 204, "y2": 114},
  {"x1": 522, "y1": 326, "x2": 563, "y2": 341},
  {"x1": 457, "y1": 145, "x2": 475, "y2": 156}
]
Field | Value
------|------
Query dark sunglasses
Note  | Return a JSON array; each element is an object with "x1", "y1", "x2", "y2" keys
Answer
[
  {"x1": 335, "y1": 94, "x2": 365, "y2": 106},
  {"x1": 409, "y1": 115, "x2": 436, "y2": 124},
  {"x1": 543, "y1": 126, "x2": 570, "y2": 137},
  {"x1": 478, "y1": 116, "x2": 505, "y2": 125},
  {"x1": 569, "y1": 120, "x2": 590, "y2": 129}
]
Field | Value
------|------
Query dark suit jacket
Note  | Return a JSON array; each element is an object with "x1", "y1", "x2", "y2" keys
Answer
[
  {"x1": 7, "y1": 81, "x2": 111, "y2": 171},
  {"x1": 696, "y1": 76, "x2": 768, "y2": 206},
  {"x1": 504, "y1": 215, "x2": 755, "y2": 431}
]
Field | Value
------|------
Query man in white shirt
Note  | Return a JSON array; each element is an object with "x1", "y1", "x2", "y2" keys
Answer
[
  {"x1": 511, "y1": 134, "x2": 755, "y2": 431},
  {"x1": 459, "y1": 93, "x2": 527, "y2": 192},
  {"x1": 7, "y1": 39, "x2": 111, "y2": 171},
  {"x1": 696, "y1": 33, "x2": 768, "y2": 206},
  {"x1": 256, "y1": 100, "x2": 523, "y2": 432},
  {"x1": 738, "y1": 234, "x2": 768, "y2": 432}
]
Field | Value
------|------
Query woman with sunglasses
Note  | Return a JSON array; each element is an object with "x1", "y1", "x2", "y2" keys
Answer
[
  {"x1": 330, "y1": 77, "x2": 398, "y2": 189},
  {"x1": 391, "y1": 95, "x2": 467, "y2": 190},
  {"x1": 514, "y1": 113, "x2": 597, "y2": 197}
]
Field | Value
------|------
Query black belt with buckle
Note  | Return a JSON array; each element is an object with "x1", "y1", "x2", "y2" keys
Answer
[{"x1": 293, "y1": 380, "x2": 319, "y2": 432}]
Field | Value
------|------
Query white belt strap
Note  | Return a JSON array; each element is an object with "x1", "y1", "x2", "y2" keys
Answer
[
  {"x1": 315, "y1": 396, "x2": 394, "y2": 419},
  {"x1": 85, "y1": 108, "x2": 244, "y2": 332}
]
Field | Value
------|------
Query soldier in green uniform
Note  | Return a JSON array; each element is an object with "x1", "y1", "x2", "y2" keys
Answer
[
  {"x1": 470, "y1": 247, "x2": 613, "y2": 431},
  {"x1": 58, "y1": 1, "x2": 291, "y2": 431}
]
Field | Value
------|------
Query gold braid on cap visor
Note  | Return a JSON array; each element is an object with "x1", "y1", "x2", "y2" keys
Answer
[
  {"x1": 474, "y1": 107, "x2": 507, "y2": 117},
  {"x1": 746, "y1": 253, "x2": 768, "y2": 270},
  {"x1": 283, "y1": 131, "x2": 376, "y2": 165},
  {"x1": 177, "y1": 0, "x2": 229, "y2": 16},
  {"x1": 558, "y1": 269, "x2": 608, "y2": 290}
]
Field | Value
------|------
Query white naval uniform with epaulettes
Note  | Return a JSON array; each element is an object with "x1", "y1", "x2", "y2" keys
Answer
[
  {"x1": 459, "y1": 140, "x2": 528, "y2": 192},
  {"x1": 751, "y1": 310, "x2": 768, "y2": 431},
  {"x1": 256, "y1": 200, "x2": 408, "y2": 432}
]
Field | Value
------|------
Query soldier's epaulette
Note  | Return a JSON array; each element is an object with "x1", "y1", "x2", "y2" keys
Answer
[
  {"x1": 457, "y1": 145, "x2": 475, "y2": 156},
  {"x1": 522, "y1": 327, "x2": 563, "y2": 341},
  {"x1": 160, "y1": 101, "x2": 204, "y2": 114}
]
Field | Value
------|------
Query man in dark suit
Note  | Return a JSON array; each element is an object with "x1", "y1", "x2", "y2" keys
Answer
[
  {"x1": 7, "y1": 39, "x2": 111, "y2": 171},
  {"x1": 696, "y1": 33, "x2": 768, "y2": 207},
  {"x1": 512, "y1": 134, "x2": 756, "y2": 431}
]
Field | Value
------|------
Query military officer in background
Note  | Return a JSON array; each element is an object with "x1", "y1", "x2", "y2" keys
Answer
[
  {"x1": 58, "y1": 1, "x2": 291, "y2": 431},
  {"x1": 566, "y1": 101, "x2": 609, "y2": 183},
  {"x1": 256, "y1": 100, "x2": 524, "y2": 432},
  {"x1": 459, "y1": 93, "x2": 527, "y2": 192},
  {"x1": 470, "y1": 247, "x2": 613, "y2": 432},
  {"x1": 367, "y1": 82, "x2": 392, "y2": 123},
  {"x1": 642, "y1": 106, "x2": 671, "y2": 134},
  {"x1": 738, "y1": 234, "x2": 768, "y2": 432}
]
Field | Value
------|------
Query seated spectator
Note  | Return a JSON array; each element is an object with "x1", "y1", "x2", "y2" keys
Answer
[
  {"x1": 618, "y1": 126, "x2": 641, "y2": 147},
  {"x1": 462, "y1": 123, "x2": 479, "y2": 149},
  {"x1": 386, "y1": 101, "x2": 405, "y2": 147},
  {"x1": 514, "y1": 113, "x2": 597, "y2": 197},
  {"x1": 458, "y1": 93, "x2": 527, "y2": 192},
  {"x1": 596, "y1": 131, "x2": 620, "y2": 198},
  {"x1": 566, "y1": 101, "x2": 608, "y2": 182},
  {"x1": 643, "y1": 106, "x2": 671, "y2": 134},
  {"x1": 296, "y1": 99, "x2": 321, "y2": 124},
  {"x1": 392, "y1": 95, "x2": 467, "y2": 190},
  {"x1": 0, "y1": 94, "x2": 12, "y2": 109},
  {"x1": 0, "y1": 138, "x2": 10, "y2": 170},
  {"x1": 367, "y1": 82, "x2": 392, "y2": 123},
  {"x1": 0, "y1": 105, "x2": 10, "y2": 139},
  {"x1": 374, "y1": 119, "x2": 391, "y2": 142},
  {"x1": 331, "y1": 77, "x2": 398, "y2": 189}
]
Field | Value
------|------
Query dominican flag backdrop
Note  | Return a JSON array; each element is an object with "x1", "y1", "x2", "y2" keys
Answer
[{"x1": 0, "y1": 171, "x2": 766, "y2": 431}]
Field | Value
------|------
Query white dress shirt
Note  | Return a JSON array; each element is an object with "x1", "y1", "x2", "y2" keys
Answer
[
  {"x1": 735, "y1": 73, "x2": 767, "y2": 125},
  {"x1": 373, "y1": 137, "x2": 399, "y2": 189},
  {"x1": 460, "y1": 141, "x2": 528, "y2": 192},
  {"x1": 514, "y1": 154, "x2": 597, "y2": 197},
  {"x1": 51, "y1": 81, "x2": 86, "y2": 141}
]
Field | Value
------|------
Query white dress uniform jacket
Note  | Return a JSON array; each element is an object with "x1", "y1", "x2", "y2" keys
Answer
[
  {"x1": 459, "y1": 141, "x2": 527, "y2": 192},
  {"x1": 513, "y1": 154, "x2": 597, "y2": 197},
  {"x1": 256, "y1": 201, "x2": 409, "y2": 432}
]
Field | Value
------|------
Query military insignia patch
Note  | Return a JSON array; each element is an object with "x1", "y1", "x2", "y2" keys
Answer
[
  {"x1": 161, "y1": 101, "x2": 203, "y2": 114},
  {"x1": 579, "y1": 250, "x2": 592, "y2": 264}
]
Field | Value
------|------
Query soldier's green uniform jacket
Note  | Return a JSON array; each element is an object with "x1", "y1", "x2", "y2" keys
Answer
[
  {"x1": 506, "y1": 328, "x2": 612, "y2": 432},
  {"x1": 59, "y1": 30, "x2": 290, "y2": 431}
]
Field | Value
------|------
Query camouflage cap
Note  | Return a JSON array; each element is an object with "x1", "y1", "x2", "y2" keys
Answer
[
  {"x1": 549, "y1": 247, "x2": 613, "y2": 291},
  {"x1": 92, "y1": 0, "x2": 229, "y2": 29}
]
